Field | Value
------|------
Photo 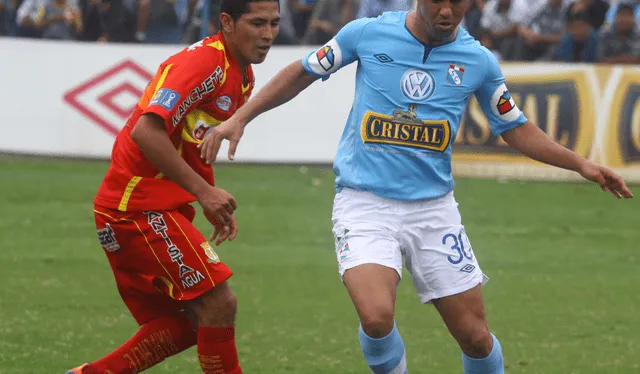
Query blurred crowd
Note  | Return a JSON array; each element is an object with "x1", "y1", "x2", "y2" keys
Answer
[{"x1": 0, "y1": 0, "x2": 638, "y2": 63}]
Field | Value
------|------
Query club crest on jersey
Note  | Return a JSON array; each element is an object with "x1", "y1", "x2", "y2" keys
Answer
[
  {"x1": 192, "y1": 120, "x2": 211, "y2": 141},
  {"x1": 201, "y1": 241, "x2": 220, "y2": 264},
  {"x1": 216, "y1": 95, "x2": 232, "y2": 111},
  {"x1": 360, "y1": 104, "x2": 451, "y2": 152},
  {"x1": 446, "y1": 63, "x2": 465, "y2": 86},
  {"x1": 490, "y1": 83, "x2": 522, "y2": 122},
  {"x1": 401, "y1": 69, "x2": 436, "y2": 101},
  {"x1": 316, "y1": 45, "x2": 335, "y2": 71}
]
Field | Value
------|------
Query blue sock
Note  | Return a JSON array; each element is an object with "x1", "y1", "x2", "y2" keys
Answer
[
  {"x1": 462, "y1": 333, "x2": 504, "y2": 374},
  {"x1": 359, "y1": 322, "x2": 408, "y2": 374}
]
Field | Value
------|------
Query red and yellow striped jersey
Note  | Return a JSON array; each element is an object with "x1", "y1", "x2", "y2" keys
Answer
[{"x1": 94, "y1": 32, "x2": 254, "y2": 212}]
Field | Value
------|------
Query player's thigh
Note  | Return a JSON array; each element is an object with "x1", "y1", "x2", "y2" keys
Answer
[
  {"x1": 332, "y1": 189, "x2": 403, "y2": 278},
  {"x1": 431, "y1": 284, "x2": 488, "y2": 337},
  {"x1": 401, "y1": 193, "x2": 488, "y2": 304},
  {"x1": 432, "y1": 284, "x2": 493, "y2": 356},
  {"x1": 332, "y1": 189, "x2": 403, "y2": 325}
]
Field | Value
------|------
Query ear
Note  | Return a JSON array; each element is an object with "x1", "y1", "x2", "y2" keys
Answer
[{"x1": 220, "y1": 12, "x2": 234, "y2": 34}]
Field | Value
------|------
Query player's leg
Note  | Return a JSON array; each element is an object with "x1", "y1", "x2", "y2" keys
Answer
[
  {"x1": 153, "y1": 206, "x2": 242, "y2": 374},
  {"x1": 432, "y1": 285, "x2": 503, "y2": 374},
  {"x1": 73, "y1": 208, "x2": 200, "y2": 374},
  {"x1": 401, "y1": 192, "x2": 503, "y2": 374},
  {"x1": 332, "y1": 189, "x2": 408, "y2": 374},
  {"x1": 344, "y1": 265, "x2": 408, "y2": 374},
  {"x1": 185, "y1": 281, "x2": 242, "y2": 374}
]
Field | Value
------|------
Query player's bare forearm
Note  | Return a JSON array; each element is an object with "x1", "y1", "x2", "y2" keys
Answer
[
  {"x1": 131, "y1": 114, "x2": 211, "y2": 197},
  {"x1": 501, "y1": 121, "x2": 586, "y2": 172},
  {"x1": 235, "y1": 60, "x2": 317, "y2": 126}
]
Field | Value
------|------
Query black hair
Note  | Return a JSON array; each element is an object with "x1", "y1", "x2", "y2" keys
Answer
[
  {"x1": 220, "y1": 0, "x2": 279, "y2": 21},
  {"x1": 617, "y1": 2, "x2": 635, "y2": 16},
  {"x1": 566, "y1": 10, "x2": 589, "y2": 23}
]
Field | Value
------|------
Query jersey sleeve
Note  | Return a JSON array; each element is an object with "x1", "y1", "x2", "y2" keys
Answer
[
  {"x1": 301, "y1": 17, "x2": 373, "y2": 81},
  {"x1": 144, "y1": 51, "x2": 225, "y2": 134},
  {"x1": 474, "y1": 49, "x2": 527, "y2": 136}
]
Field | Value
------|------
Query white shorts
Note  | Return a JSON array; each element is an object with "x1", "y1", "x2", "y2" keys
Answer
[{"x1": 331, "y1": 188, "x2": 488, "y2": 304}]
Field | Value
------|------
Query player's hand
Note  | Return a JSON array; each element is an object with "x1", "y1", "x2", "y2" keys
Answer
[
  {"x1": 198, "y1": 118, "x2": 246, "y2": 164},
  {"x1": 209, "y1": 214, "x2": 238, "y2": 246},
  {"x1": 198, "y1": 186, "x2": 237, "y2": 227},
  {"x1": 577, "y1": 161, "x2": 633, "y2": 199}
]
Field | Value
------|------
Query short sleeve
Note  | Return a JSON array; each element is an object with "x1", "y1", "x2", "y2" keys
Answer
[
  {"x1": 474, "y1": 49, "x2": 527, "y2": 136},
  {"x1": 144, "y1": 51, "x2": 224, "y2": 134},
  {"x1": 301, "y1": 17, "x2": 373, "y2": 81}
]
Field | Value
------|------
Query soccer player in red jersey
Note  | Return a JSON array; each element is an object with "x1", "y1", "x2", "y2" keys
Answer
[{"x1": 66, "y1": 1, "x2": 280, "y2": 373}]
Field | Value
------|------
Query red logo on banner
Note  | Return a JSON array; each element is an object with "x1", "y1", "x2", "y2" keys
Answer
[{"x1": 63, "y1": 60, "x2": 153, "y2": 136}]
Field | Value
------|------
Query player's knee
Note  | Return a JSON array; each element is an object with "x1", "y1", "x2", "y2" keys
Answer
[
  {"x1": 188, "y1": 282, "x2": 238, "y2": 327},
  {"x1": 458, "y1": 325, "x2": 493, "y2": 358},
  {"x1": 359, "y1": 307, "x2": 395, "y2": 338}
]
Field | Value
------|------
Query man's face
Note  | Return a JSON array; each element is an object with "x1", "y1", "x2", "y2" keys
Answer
[
  {"x1": 616, "y1": 9, "x2": 635, "y2": 33},
  {"x1": 223, "y1": 1, "x2": 280, "y2": 65},
  {"x1": 569, "y1": 19, "x2": 592, "y2": 41},
  {"x1": 418, "y1": 0, "x2": 467, "y2": 41},
  {"x1": 548, "y1": 0, "x2": 562, "y2": 8}
]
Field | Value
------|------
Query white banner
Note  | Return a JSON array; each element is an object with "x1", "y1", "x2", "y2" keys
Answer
[
  {"x1": 0, "y1": 37, "x2": 354, "y2": 163},
  {"x1": 1, "y1": 37, "x2": 639, "y2": 182}
]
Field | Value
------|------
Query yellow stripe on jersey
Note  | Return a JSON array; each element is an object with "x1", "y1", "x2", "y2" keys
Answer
[
  {"x1": 118, "y1": 176, "x2": 142, "y2": 212},
  {"x1": 206, "y1": 41, "x2": 229, "y2": 86},
  {"x1": 152, "y1": 64, "x2": 174, "y2": 98}
]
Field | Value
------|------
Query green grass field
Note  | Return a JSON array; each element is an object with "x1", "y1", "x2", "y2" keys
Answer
[{"x1": 0, "y1": 157, "x2": 638, "y2": 374}]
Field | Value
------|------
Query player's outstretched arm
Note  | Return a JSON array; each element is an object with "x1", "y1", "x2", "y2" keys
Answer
[
  {"x1": 131, "y1": 113, "x2": 238, "y2": 225},
  {"x1": 501, "y1": 121, "x2": 633, "y2": 199},
  {"x1": 199, "y1": 60, "x2": 317, "y2": 164}
]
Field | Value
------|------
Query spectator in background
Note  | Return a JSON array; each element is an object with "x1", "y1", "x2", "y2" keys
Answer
[
  {"x1": 184, "y1": 0, "x2": 220, "y2": 44},
  {"x1": 273, "y1": 0, "x2": 298, "y2": 44},
  {"x1": 135, "y1": 0, "x2": 188, "y2": 44},
  {"x1": 598, "y1": 2, "x2": 640, "y2": 63},
  {"x1": 604, "y1": 0, "x2": 640, "y2": 26},
  {"x1": 480, "y1": 0, "x2": 519, "y2": 60},
  {"x1": 515, "y1": 0, "x2": 566, "y2": 60},
  {"x1": 477, "y1": 27, "x2": 503, "y2": 60},
  {"x1": 291, "y1": 0, "x2": 315, "y2": 39},
  {"x1": 79, "y1": 0, "x2": 135, "y2": 42},
  {"x1": 0, "y1": 0, "x2": 5, "y2": 34},
  {"x1": 40, "y1": 0, "x2": 82, "y2": 39},
  {"x1": 568, "y1": 0, "x2": 609, "y2": 30},
  {"x1": 463, "y1": 0, "x2": 484, "y2": 38},
  {"x1": 15, "y1": 0, "x2": 46, "y2": 37},
  {"x1": 302, "y1": 0, "x2": 359, "y2": 45},
  {"x1": 356, "y1": 0, "x2": 412, "y2": 19},
  {"x1": 552, "y1": 11, "x2": 598, "y2": 62}
]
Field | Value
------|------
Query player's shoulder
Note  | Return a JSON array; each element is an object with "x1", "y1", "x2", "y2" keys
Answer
[
  {"x1": 170, "y1": 36, "x2": 226, "y2": 66},
  {"x1": 454, "y1": 27, "x2": 497, "y2": 66},
  {"x1": 340, "y1": 11, "x2": 407, "y2": 38}
]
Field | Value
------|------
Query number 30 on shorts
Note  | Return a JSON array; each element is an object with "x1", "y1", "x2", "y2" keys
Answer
[{"x1": 442, "y1": 229, "x2": 474, "y2": 265}]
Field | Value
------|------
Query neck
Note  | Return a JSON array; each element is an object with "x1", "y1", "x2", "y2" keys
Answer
[
  {"x1": 221, "y1": 31, "x2": 250, "y2": 70},
  {"x1": 407, "y1": 11, "x2": 458, "y2": 45}
]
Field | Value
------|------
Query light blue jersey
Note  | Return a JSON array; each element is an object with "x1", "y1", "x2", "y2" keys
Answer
[{"x1": 301, "y1": 11, "x2": 527, "y2": 200}]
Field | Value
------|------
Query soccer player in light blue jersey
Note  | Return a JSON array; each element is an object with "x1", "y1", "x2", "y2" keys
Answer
[{"x1": 199, "y1": 0, "x2": 634, "y2": 372}]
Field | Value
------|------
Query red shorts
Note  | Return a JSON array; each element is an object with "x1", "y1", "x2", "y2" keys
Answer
[{"x1": 93, "y1": 204, "x2": 233, "y2": 325}]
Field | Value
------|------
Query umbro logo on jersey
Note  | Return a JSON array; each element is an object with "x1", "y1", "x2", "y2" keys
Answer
[{"x1": 374, "y1": 53, "x2": 393, "y2": 63}]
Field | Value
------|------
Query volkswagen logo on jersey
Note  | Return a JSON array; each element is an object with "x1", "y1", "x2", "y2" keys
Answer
[{"x1": 401, "y1": 69, "x2": 436, "y2": 101}]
